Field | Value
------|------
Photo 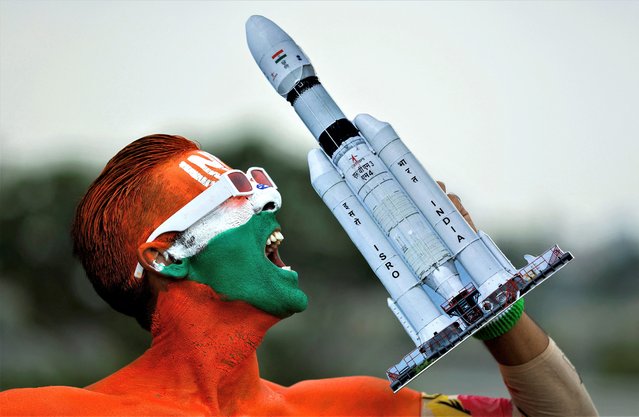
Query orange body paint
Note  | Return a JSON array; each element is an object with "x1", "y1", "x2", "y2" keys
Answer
[{"x1": 0, "y1": 281, "x2": 421, "y2": 416}]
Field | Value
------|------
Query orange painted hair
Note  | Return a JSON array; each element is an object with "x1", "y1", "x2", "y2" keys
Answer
[{"x1": 72, "y1": 134, "x2": 199, "y2": 330}]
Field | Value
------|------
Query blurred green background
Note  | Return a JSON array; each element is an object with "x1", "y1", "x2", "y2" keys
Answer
[
  {"x1": 2, "y1": 4, "x2": 639, "y2": 415},
  {"x1": 1, "y1": 137, "x2": 637, "y2": 415}
]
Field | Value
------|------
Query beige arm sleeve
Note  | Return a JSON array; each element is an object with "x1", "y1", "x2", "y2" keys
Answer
[{"x1": 499, "y1": 337, "x2": 598, "y2": 416}]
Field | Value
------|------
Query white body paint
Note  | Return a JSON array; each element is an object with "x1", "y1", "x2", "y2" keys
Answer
[{"x1": 168, "y1": 186, "x2": 281, "y2": 260}]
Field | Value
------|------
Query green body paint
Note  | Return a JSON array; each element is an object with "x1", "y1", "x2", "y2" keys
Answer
[{"x1": 163, "y1": 212, "x2": 308, "y2": 318}]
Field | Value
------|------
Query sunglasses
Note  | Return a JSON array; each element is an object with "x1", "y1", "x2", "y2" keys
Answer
[{"x1": 133, "y1": 167, "x2": 277, "y2": 278}]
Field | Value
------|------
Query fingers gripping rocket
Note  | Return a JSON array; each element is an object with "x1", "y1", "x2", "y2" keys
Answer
[{"x1": 246, "y1": 15, "x2": 574, "y2": 392}]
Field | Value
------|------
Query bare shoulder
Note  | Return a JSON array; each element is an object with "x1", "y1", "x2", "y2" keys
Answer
[
  {"x1": 284, "y1": 376, "x2": 421, "y2": 416},
  {"x1": 0, "y1": 386, "x2": 178, "y2": 416},
  {"x1": 1, "y1": 386, "x2": 111, "y2": 416},
  {"x1": 288, "y1": 376, "x2": 396, "y2": 396}
]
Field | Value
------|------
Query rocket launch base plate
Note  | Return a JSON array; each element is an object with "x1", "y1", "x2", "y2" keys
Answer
[{"x1": 387, "y1": 246, "x2": 573, "y2": 392}]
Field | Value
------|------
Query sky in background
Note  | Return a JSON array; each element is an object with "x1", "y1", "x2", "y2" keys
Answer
[{"x1": 1, "y1": 1, "x2": 638, "y2": 248}]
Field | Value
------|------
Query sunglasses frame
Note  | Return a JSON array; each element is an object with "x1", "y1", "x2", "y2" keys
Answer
[{"x1": 133, "y1": 167, "x2": 276, "y2": 278}]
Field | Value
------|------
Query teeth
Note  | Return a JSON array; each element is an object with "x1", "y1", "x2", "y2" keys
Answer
[
  {"x1": 282, "y1": 266, "x2": 291, "y2": 271},
  {"x1": 266, "y1": 230, "x2": 285, "y2": 247}
]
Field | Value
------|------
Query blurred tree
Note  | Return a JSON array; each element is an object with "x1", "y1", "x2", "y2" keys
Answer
[{"x1": 0, "y1": 167, "x2": 150, "y2": 388}]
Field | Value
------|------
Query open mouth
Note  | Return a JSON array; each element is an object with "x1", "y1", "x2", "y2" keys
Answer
[{"x1": 265, "y1": 229, "x2": 291, "y2": 271}]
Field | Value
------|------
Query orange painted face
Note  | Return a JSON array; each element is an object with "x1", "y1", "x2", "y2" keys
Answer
[
  {"x1": 142, "y1": 149, "x2": 282, "y2": 259},
  {"x1": 133, "y1": 149, "x2": 234, "y2": 277},
  {"x1": 142, "y1": 149, "x2": 304, "y2": 317}
]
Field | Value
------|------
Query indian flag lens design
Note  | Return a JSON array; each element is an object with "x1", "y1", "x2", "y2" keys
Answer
[{"x1": 228, "y1": 172, "x2": 253, "y2": 193}]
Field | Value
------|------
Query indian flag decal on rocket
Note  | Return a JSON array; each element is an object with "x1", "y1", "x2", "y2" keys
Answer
[{"x1": 272, "y1": 49, "x2": 287, "y2": 64}]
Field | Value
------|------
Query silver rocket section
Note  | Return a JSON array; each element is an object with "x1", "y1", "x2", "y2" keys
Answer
[
  {"x1": 246, "y1": 15, "x2": 316, "y2": 96},
  {"x1": 353, "y1": 114, "x2": 514, "y2": 296},
  {"x1": 308, "y1": 149, "x2": 454, "y2": 344},
  {"x1": 246, "y1": 15, "x2": 343, "y2": 138},
  {"x1": 246, "y1": 15, "x2": 466, "y2": 302}
]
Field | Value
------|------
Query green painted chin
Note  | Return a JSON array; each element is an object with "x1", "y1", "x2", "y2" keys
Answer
[{"x1": 162, "y1": 212, "x2": 308, "y2": 318}]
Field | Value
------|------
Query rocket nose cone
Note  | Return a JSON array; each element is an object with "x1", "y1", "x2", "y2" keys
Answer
[
  {"x1": 353, "y1": 113, "x2": 387, "y2": 138},
  {"x1": 308, "y1": 149, "x2": 335, "y2": 180},
  {"x1": 245, "y1": 15, "x2": 270, "y2": 36},
  {"x1": 308, "y1": 149, "x2": 342, "y2": 197},
  {"x1": 245, "y1": 15, "x2": 291, "y2": 63}
]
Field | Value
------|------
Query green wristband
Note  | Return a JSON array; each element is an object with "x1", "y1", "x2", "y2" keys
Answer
[{"x1": 473, "y1": 298, "x2": 525, "y2": 341}]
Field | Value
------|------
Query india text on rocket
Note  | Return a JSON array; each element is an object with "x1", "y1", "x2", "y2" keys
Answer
[{"x1": 246, "y1": 15, "x2": 574, "y2": 392}]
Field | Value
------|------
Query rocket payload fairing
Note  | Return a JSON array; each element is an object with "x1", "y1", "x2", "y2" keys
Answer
[{"x1": 246, "y1": 15, "x2": 574, "y2": 392}]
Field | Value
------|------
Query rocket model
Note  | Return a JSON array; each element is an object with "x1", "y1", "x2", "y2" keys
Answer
[{"x1": 246, "y1": 15, "x2": 574, "y2": 392}]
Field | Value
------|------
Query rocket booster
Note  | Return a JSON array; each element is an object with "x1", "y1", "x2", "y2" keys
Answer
[
  {"x1": 246, "y1": 15, "x2": 575, "y2": 391},
  {"x1": 308, "y1": 149, "x2": 454, "y2": 343},
  {"x1": 356, "y1": 115, "x2": 514, "y2": 293}
]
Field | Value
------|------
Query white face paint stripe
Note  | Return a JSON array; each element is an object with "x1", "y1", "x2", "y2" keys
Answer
[
  {"x1": 166, "y1": 199, "x2": 255, "y2": 260},
  {"x1": 178, "y1": 151, "x2": 228, "y2": 188},
  {"x1": 195, "y1": 151, "x2": 228, "y2": 169},
  {"x1": 178, "y1": 161, "x2": 213, "y2": 187},
  {"x1": 186, "y1": 154, "x2": 223, "y2": 179},
  {"x1": 165, "y1": 186, "x2": 283, "y2": 261}
]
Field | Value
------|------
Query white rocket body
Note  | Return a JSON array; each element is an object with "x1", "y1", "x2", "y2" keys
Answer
[
  {"x1": 245, "y1": 14, "x2": 520, "y2": 343},
  {"x1": 246, "y1": 15, "x2": 574, "y2": 391}
]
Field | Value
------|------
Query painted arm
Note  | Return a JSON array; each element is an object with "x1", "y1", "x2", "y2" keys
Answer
[
  {"x1": 446, "y1": 186, "x2": 598, "y2": 417},
  {"x1": 485, "y1": 323, "x2": 599, "y2": 416}
]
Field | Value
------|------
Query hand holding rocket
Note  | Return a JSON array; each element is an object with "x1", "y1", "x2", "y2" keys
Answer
[{"x1": 246, "y1": 15, "x2": 573, "y2": 392}]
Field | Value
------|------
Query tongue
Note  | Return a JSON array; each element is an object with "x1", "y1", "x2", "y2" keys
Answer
[{"x1": 267, "y1": 247, "x2": 286, "y2": 267}]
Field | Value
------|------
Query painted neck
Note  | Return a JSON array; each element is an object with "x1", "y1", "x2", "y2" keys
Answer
[{"x1": 129, "y1": 280, "x2": 279, "y2": 412}]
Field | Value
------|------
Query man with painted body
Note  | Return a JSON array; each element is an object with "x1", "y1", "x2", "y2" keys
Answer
[{"x1": 0, "y1": 134, "x2": 597, "y2": 416}]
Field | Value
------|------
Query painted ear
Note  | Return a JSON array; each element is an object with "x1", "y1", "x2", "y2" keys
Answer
[{"x1": 136, "y1": 242, "x2": 189, "y2": 280}]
